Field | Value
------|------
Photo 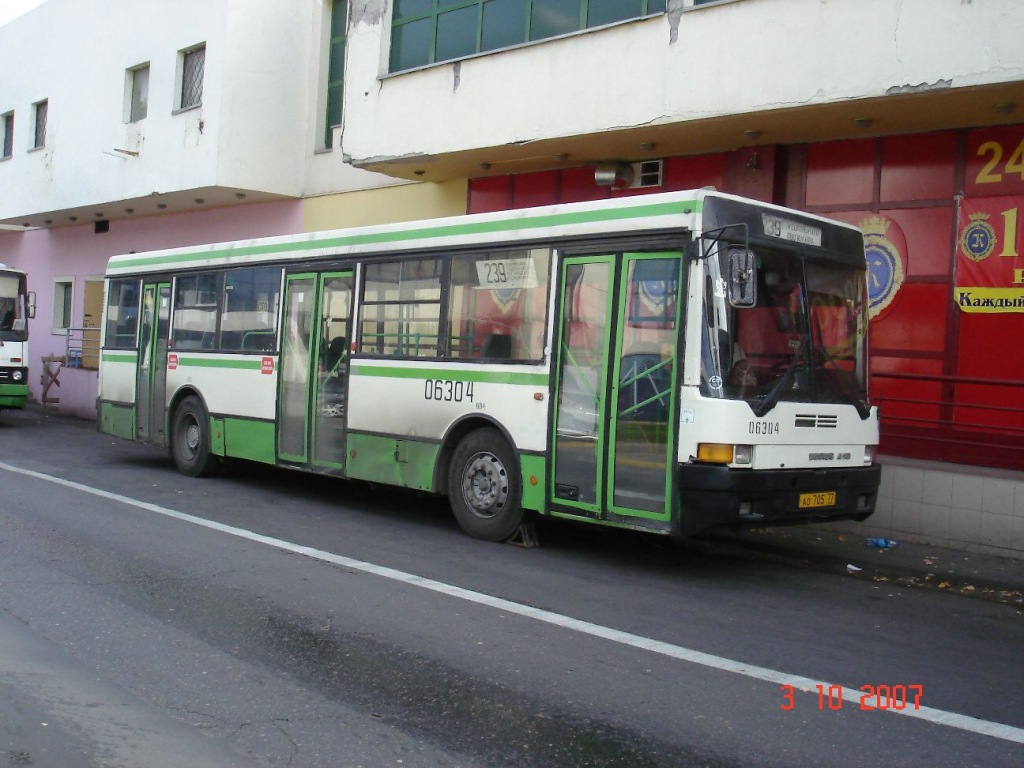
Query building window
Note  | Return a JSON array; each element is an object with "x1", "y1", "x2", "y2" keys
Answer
[
  {"x1": 53, "y1": 278, "x2": 73, "y2": 332},
  {"x1": 179, "y1": 44, "x2": 206, "y2": 110},
  {"x1": 390, "y1": 0, "x2": 666, "y2": 72},
  {"x1": 32, "y1": 99, "x2": 47, "y2": 149},
  {"x1": 126, "y1": 64, "x2": 150, "y2": 123},
  {"x1": 324, "y1": 1, "x2": 347, "y2": 148},
  {"x1": 1, "y1": 112, "x2": 12, "y2": 159}
]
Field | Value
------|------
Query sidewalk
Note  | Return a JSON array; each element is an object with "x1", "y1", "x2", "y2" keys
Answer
[{"x1": 706, "y1": 523, "x2": 1024, "y2": 609}]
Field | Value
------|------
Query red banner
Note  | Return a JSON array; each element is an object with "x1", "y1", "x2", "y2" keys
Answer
[{"x1": 955, "y1": 195, "x2": 1024, "y2": 312}]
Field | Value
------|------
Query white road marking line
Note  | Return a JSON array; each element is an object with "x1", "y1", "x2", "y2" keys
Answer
[{"x1": 4, "y1": 459, "x2": 1023, "y2": 746}]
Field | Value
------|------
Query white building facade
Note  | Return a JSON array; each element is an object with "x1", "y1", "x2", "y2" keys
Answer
[{"x1": 0, "y1": 0, "x2": 445, "y2": 416}]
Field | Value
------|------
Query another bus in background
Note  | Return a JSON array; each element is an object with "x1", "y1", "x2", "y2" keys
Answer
[{"x1": 0, "y1": 264, "x2": 35, "y2": 411}]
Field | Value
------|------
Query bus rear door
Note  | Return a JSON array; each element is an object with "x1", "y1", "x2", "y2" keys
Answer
[{"x1": 136, "y1": 281, "x2": 170, "y2": 444}]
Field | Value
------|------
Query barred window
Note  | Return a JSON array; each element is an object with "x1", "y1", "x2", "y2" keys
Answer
[
  {"x1": 33, "y1": 100, "x2": 47, "y2": 149},
  {"x1": 2, "y1": 112, "x2": 12, "y2": 159},
  {"x1": 390, "y1": 0, "x2": 666, "y2": 72},
  {"x1": 180, "y1": 45, "x2": 205, "y2": 110}
]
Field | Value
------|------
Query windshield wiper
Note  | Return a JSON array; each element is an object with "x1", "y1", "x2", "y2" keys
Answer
[
  {"x1": 812, "y1": 345, "x2": 871, "y2": 419},
  {"x1": 751, "y1": 361, "x2": 800, "y2": 418}
]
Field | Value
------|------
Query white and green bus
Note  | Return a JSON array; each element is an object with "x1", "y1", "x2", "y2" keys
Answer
[
  {"x1": 0, "y1": 264, "x2": 34, "y2": 411},
  {"x1": 98, "y1": 190, "x2": 881, "y2": 541}
]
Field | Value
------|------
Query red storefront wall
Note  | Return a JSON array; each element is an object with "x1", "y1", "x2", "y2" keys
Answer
[{"x1": 467, "y1": 124, "x2": 1024, "y2": 470}]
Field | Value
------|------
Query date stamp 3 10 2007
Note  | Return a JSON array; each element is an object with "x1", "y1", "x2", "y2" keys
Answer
[{"x1": 780, "y1": 684, "x2": 924, "y2": 712}]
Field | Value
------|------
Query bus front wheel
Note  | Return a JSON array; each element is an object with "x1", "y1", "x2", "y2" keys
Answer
[
  {"x1": 171, "y1": 396, "x2": 221, "y2": 478},
  {"x1": 448, "y1": 429, "x2": 524, "y2": 542}
]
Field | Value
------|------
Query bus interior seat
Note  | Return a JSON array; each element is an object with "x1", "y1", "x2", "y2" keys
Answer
[
  {"x1": 480, "y1": 333, "x2": 513, "y2": 359},
  {"x1": 324, "y1": 336, "x2": 347, "y2": 373},
  {"x1": 241, "y1": 330, "x2": 275, "y2": 352}
]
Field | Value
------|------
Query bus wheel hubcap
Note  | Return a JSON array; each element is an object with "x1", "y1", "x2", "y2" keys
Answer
[
  {"x1": 463, "y1": 453, "x2": 507, "y2": 518},
  {"x1": 185, "y1": 421, "x2": 200, "y2": 454}
]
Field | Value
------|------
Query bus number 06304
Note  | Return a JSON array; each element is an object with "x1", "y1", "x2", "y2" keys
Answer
[{"x1": 424, "y1": 379, "x2": 474, "y2": 403}]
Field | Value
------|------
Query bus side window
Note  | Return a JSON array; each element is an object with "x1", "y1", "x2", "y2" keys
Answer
[{"x1": 448, "y1": 248, "x2": 551, "y2": 362}]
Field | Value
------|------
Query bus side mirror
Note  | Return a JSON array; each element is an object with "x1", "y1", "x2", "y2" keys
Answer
[
  {"x1": 728, "y1": 248, "x2": 757, "y2": 308},
  {"x1": 26, "y1": 291, "x2": 36, "y2": 319}
]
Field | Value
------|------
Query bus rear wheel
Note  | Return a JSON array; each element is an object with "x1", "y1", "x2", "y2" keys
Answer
[
  {"x1": 171, "y1": 396, "x2": 221, "y2": 478},
  {"x1": 448, "y1": 428, "x2": 524, "y2": 542}
]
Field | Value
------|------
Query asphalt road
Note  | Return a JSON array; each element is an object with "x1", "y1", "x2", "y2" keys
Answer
[{"x1": 1, "y1": 408, "x2": 1022, "y2": 767}]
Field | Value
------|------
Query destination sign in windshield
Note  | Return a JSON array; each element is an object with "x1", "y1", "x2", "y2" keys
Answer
[{"x1": 762, "y1": 213, "x2": 823, "y2": 247}]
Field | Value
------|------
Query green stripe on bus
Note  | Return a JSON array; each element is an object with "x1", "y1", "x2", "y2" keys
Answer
[
  {"x1": 350, "y1": 364, "x2": 548, "y2": 386},
  {"x1": 101, "y1": 352, "x2": 139, "y2": 363},
  {"x1": 175, "y1": 357, "x2": 264, "y2": 370},
  {"x1": 110, "y1": 200, "x2": 699, "y2": 271}
]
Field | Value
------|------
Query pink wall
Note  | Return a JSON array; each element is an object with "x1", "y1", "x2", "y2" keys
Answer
[{"x1": 0, "y1": 201, "x2": 303, "y2": 419}]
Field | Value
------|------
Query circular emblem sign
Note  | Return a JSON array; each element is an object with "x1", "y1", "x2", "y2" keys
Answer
[
  {"x1": 960, "y1": 215, "x2": 997, "y2": 262},
  {"x1": 859, "y1": 215, "x2": 906, "y2": 320}
]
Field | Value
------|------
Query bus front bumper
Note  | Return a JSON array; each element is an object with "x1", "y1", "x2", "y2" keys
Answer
[
  {"x1": 676, "y1": 463, "x2": 882, "y2": 538},
  {"x1": 0, "y1": 382, "x2": 29, "y2": 409}
]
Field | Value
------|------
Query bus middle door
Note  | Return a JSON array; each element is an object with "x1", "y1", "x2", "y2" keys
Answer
[{"x1": 278, "y1": 271, "x2": 353, "y2": 470}]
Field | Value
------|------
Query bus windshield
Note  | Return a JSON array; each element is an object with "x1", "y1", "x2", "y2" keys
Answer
[
  {"x1": 0, "y1": 273, "x2": 28, "y2": 342},
  {"x1": 700, "y1": 247, "x2": 869, "y2": 417}
]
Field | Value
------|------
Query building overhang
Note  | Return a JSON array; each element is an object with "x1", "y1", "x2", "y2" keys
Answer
[
  {"x1": 353, "y1": 82, "x2": 1024, "y2": 183},
  {"x1": 0, "y1": 187, "x2": 294, "y2": 231}
]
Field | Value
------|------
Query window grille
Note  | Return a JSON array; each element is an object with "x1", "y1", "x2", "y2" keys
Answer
[
  {"x1": 1, "y1": 113, "x2": 12, "y2": 158},
  {"x1": 33, "y1": 100, "x2": 47, "y2": 149},
  {"x1": 181, "y1": 46, "x2": 205, "y2": 109}
]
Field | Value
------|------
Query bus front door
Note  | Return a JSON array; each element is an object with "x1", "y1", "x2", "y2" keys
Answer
[
  {"x1": 551, "y1": 253, "x2": 682, "y2": 525},
  {"x1": 136, "y1": 281, "x2": 171, "y2": 444},
  {"x1": 278, "y1": 271, "x2": 353, "y2": 470}
]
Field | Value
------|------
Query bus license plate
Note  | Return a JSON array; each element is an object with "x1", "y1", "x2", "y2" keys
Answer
[{"x1": 799, "y1": 491, "x2": 836, "y2": 509}]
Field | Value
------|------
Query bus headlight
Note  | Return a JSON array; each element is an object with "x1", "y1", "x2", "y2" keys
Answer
[
  {"x1": 697, "y1": 444, "x2": 752, "y2": 465},
  {"x1": 12, "y1": 370, "x2": 23, "y2": 382},
  {"x1": 864, "y1": 446, "x2": 877, "y2": 464}
]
